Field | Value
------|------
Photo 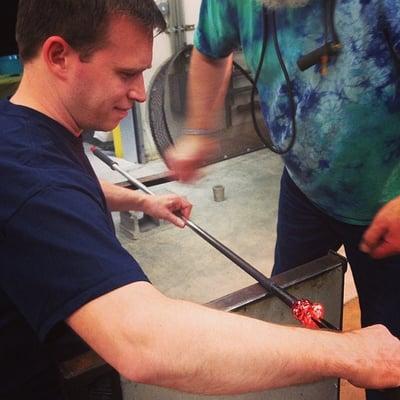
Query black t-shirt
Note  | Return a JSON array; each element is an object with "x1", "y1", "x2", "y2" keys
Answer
[{"x1": 0, "y1": 99, "x2": 149, "y2": 399}]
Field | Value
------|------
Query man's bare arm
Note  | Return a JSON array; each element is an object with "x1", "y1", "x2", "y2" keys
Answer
[
  {"x1": 165, "y1": 49, "x2": 233, "y2": 182},
  {"x1": 67, "y1": 281, "x2": 400, "y2": 395},
  {"x1": 185, "y1": 48, "x2": 233, "y2": 130}
]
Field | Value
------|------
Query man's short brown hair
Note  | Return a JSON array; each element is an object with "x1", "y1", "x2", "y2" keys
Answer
[{"x1": 16, "y1": 0, "x2": 166, "y2": 62}]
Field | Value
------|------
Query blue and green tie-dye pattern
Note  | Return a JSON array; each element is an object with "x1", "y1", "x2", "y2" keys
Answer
[{"x1": 194, "y1": 0, "x2": 400, "y2": 224}]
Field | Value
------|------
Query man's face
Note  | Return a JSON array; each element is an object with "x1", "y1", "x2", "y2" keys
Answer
[
  {"x1": 66, "y1": 15, "x2": 153, "y2": 132},
  {"x1": 258, "y1": 0, "x2": 310, "y2": 9}
]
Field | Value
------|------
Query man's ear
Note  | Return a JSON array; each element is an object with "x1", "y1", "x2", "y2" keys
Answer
[{"x1": 41, "y1": 36, "x2": 76, "y2": 78}]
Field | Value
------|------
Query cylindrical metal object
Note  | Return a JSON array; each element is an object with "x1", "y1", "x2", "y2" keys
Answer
[{"x1": 212, "y1": 185, "x2": 225, "y2": 202}]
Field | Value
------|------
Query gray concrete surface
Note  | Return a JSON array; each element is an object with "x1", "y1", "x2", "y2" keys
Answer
[
  {"x1": 114, "y1": 149, "x2": 283, "y2": 304},
  {"x1": 88, "y1": 146, "x2": 357, "y2": 304}
]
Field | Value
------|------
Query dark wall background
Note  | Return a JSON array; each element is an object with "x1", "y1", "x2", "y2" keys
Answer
[{"x1": 0, "y1": 1, "x2": 19, "y2": 56}]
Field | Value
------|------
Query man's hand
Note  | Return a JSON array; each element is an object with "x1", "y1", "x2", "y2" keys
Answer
[
  {"x1": 164, "y1": 135, "x2": 218, "y2": 183},
  {"x1": 343, "y1": 325, "x2": 400, "y2": 389},
  {"x1": 141, "y1": 194, "x2": 192, "y2": 228},
  {"x1": 360, "y1": 196, "x2": 400, "y2": 258}
]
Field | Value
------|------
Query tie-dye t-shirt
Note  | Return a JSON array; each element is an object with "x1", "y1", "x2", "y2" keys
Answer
[{"x1": 194, "y1": 0, "x2": 400, "y2": 224}]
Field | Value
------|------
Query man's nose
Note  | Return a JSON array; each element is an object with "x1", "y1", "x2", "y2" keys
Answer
[{"x1": 128, "y1": 74, "x2": 146, "y2": 103}]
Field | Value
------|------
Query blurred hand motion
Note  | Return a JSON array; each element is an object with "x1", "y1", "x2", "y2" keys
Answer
[
  {"x1": 165, "y1": 135, "x2": 219, "y2": 183},
  {"x1": 360, "y1": 196, "x2": 400, "y2": 258}
]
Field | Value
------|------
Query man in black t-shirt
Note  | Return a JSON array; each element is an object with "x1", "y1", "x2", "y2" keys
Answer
[{"x1": 1, "y1": 1, "x2": 399, "y2": 399}]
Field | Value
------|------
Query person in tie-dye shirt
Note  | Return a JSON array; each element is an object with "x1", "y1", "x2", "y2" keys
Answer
[{"x1": 166, "y1": 1, "x2": 400, "y2": 398}]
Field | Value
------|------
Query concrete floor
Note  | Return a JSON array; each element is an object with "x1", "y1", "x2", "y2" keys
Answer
[
  {"x1": 116, "y1": 149, "x2": 282, "y2": 303},
  {"x1": 89, "y1": 147, "x2": 357, "y2": 305}
]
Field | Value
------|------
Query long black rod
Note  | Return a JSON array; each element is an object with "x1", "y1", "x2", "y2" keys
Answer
[
  {"x1": 91, "y1": 147, "x2": 337, "y2": 330},
  {"x1": 184, "y1": 218, "x2": 296, "y2": 306}
]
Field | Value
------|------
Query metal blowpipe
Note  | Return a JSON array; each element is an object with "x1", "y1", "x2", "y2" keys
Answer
[{"x1": 91, "y1": 147, "x2": 338, "y2": 330}]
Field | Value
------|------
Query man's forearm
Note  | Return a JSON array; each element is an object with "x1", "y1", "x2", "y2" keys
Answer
[
  {"x1": 100, "y1": 180, "x2": 147, "y2": 212},
  {"x1": 124, "y1": 292, "x2": 342, "y2": 393},
  {"x1": 163, "y1": 49, "x2": 233, "y2": 182},
  {"x1": 186, "y1": 48, "x2": 233, "y2": 130},
  {"x1": 68, "y1": 282, "x2": 400, "y2": 394}
]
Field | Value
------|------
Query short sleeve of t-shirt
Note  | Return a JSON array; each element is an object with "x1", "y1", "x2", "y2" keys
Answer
[
  {"x1": 1, "y1": 182, "x2": 149, "y2": 342},
  {"x1": 194, "y1": 0, "x2": 240, "y2": 58}
]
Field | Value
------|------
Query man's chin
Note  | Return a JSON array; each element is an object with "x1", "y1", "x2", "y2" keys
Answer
[{"x1": 92, "y1": 121, "x2": 120, "y2": 133}]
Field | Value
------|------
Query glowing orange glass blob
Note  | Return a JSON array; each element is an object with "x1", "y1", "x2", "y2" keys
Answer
[{"x1": 291, "y1": 299, "x2": 325, "y2": 329}]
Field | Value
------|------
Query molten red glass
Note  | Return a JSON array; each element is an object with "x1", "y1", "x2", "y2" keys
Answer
[{"x1": 291, "y1": 299, "x2": 325, "y2": 328}]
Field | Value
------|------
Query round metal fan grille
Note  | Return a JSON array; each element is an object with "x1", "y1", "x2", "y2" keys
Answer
[{"x1": 148, "y1": 53, "x2": 175, "y2": 160}]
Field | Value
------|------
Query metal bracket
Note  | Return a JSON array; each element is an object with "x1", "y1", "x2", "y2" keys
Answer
[{"x1": 119, "y1": 211, "x2": 162, "y2": 240}]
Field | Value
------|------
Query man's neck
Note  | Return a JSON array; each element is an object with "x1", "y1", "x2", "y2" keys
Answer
[{"x1": 11, "y1": 67, "x2": 82, "y2": 137}]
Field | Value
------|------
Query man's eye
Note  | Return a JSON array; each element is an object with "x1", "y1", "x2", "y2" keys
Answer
[{"x1": 120, "y1": 72, "x2": 136, "y2": 80}]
